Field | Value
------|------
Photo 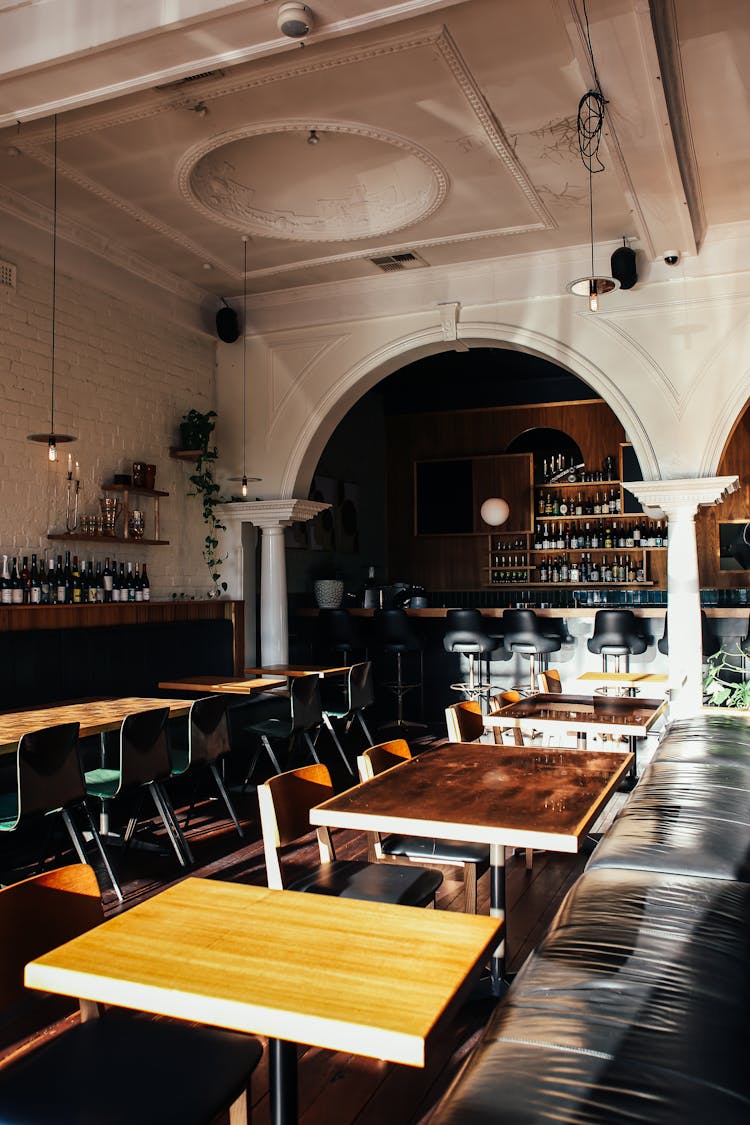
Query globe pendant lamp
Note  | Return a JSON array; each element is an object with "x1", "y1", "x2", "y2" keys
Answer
[
  {"x1": 480, "y1": 498, "x2": 510, "y2": 527},
  {"x1": 27, "y1": 115, "x2": 76, "y2": 461}
]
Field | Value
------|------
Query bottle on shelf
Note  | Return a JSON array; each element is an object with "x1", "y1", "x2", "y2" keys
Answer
[
  {"x1": 0, "y1": 555, "x2": 11, "y2": 605},
  {"x1": 575, "y1": 492, "x2": 583, "y2": 516},
  {"x1": 29, "y1": 554, "x2": 41, "y2": 605},
  {"x1": 111, "y1": 560, "x2": 121, "y2": 603},
  {"x1": 94, "y1": 560, "x2": 104, "y2": 603},
  {"x1": 20, "y1": 557, "x2": 30, "y2": 605},
  {"x1": 71, "y1": 556, "x2": 82, "y2": 605},
  {"x1": 102, "y1": 557, "x2": 113, "y2": 603},
  {"x1": 134, "y1": 563, "x2": 143, "y2": 602},
  {"x1": 10, "y1": 558, "x2": 23, "y2": 605},
  {"x1": 86, "y1": 559, "x2": 97, "y2": 604},
  {"x1": 125, "y1": 562, "x2": 135, "y2": 602},
  {"x1": 55, "y1": 554, "x2": 65, "y2": 605},
  {"x1": 141, "y1": 563, "x2": 150, "y2": 602},
  {"x1": 42, "y1": 556, "x2": 54, "y2": 605}
]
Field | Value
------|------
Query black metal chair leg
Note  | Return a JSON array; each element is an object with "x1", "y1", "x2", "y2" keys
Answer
[
  {"x1": 60, "y1": 809, "x2": 88, "y2": 865},
  {"x1": 149, "y1": 782, "x2": 193, "y2": 868},
  {"x1": 356, "y1": 711, "x2": 375, "y2": 745},
  {"x1": 208, "y1": 761, "x2": 244, "y2": 838},
  {"x1": 77, "y1": 801, "x2": 124, "y2": 901},
  {"x1": 261, "y1": 735, "x2": 282, "y2": 774},
  {"x1": 321, "y1": 713, "x2": 353, "y2": 775},
  {"x1": 303, "y1": 731, "x2": 322, "y2": 767}
]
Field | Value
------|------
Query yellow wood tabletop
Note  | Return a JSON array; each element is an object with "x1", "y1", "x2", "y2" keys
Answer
[
  {"x1": 0, "y1": 697, "x2": 192, "y2": 753},
  {"x1": 578, "y1": 671, "x2": 669, "y2": 684},
  {"x1": 157, "y1": 675, "x2": 287, "y2": 694},
  {"x1": 243, "y1": 664, "x2": 352, "y2": 678},
  {"x1": 25, "y1": 878, "x2": 502, "y2": 1067}
]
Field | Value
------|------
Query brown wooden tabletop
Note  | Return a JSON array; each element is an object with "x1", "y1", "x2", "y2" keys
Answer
[
  {"x1": 25, "y1": 878, "x2": 502, "y2": 1122},
  {"x1": 0, "y1": 697, "x2": 193, "y2": 753},
  {"x1": 157, "y1": 675, "x2": 286, "y2": 694},
  {"x1": 311, "y1": 742, "x2": 632, "y2": 990},
  {"x1": 485, "y1": 692, "x2": 667, "y2": 739}
]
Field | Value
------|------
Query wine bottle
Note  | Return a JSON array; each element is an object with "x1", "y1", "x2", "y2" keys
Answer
[
  {"x1": 29, "y1": 553, "x2": 41, "y2": 605},
  {"x1": 102, "y1": 557, "x2": 113, "y2": 603},
  {"x1": 40, "y1": 556, "x2": 51, "y2": 605},
  {"x1": 0, "y1": 555, "x2": 11, "y2": 605},
  {"x1": 55, "y1": 554, "x2": 65, "y2": 605},
  {"x1": 86, "y1": 559, "x2": 97, "y2": 604},
  {"x1": 134, "y1": 562, "x2": 143, "y2": 602},
  {"x1": 95, "y1": 560, "x2": 104, "y2": 604},
  {"x1": 111, "y1": 559, "x2": 121, "y2": 603},
  {"x1": 10, "y1": 557, "x2": 23, "y2": 605},
  {"x1": 141, "y1": 563, "x2": 150, "y2": 602},
  {"x1": 63, "y1": 551, "x2": 73, "y2": 605},
  {"x1": 20, "y1": 556, "x2": 30, "y2": 605},
  {"x1": 126, "y1": 561, "x2": 135, "y2": 602},
  {"x1": 71, "y1": 556, "x2": 82, "y2": 604}
]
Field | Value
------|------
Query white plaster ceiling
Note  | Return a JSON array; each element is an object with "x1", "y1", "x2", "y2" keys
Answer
[{"x1": 0, "y1": 0, "x2": 747, "y2": 305}]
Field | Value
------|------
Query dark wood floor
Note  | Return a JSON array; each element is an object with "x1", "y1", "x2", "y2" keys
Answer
[{"x1": 1, "y1": 729, "x2": 629, "y2": 1125}]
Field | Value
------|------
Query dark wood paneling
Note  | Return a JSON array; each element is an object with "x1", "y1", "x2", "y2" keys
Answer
[
  {"x1": 472, "y1": 453, "x2": 533, "y2": 532},
  {"x1": 697, "y1": 403, "x2": 750, "y2": 589}
]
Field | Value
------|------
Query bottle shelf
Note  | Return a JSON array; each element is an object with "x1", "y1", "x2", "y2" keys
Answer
[
  {"x1": 536, "y1": 513, "x2": 638, "y2": 521},
  {"x1": 484, "y1": 581, "x2": 655, "y2": 589},
  {"x1": 536, "y1": 480, "x2": 621, "y2": 489},
  {"x1": 102, "y1": 484, "x2": 169, "y2": 498},
  {"x1": 169, "y1": 448, "x2": 202, "y2": 461},
  {"x1": 48, "y1": 533, "x2": 169, "y2": 546},
  {"x1": 530, "y1": 547, "x2": 647, "y2": 554}
]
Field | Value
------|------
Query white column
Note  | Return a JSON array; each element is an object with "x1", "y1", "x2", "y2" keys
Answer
[
  {"x1": 221, "y1": 499, "x2": 330, "y2": 666},
  {"x1": 624, "y1": 477, "x2": 738, "y2": 720}
]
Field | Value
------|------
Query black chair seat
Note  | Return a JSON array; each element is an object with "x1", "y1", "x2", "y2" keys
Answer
[
  {"x1": 0, "y1": 1012, "x2": 262, "y2": 1125},
  {"x1": 382, "y1": 834, "x2": 490, "y2": 870},
  {"x1": 288, "y1": 858, "x2": 442, "y2": 906},
  {"x1": 587, "y1": 609, "x2": 648, "y2": 657}
]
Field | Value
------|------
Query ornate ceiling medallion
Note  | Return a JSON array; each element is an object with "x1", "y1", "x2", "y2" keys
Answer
[{"x1": 179, "y1": 121, "x2": 447, "y2": 243}]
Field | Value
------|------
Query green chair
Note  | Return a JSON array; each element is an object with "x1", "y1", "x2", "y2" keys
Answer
[
  {"x1": 169, "y1": 694, "x2": 244, "y2": 838},
  {"x1": 0, "y1": 722, "x2": 122, "y2": 901},
  {"x1": 84, "y1": 707, "x2": 193, "y2": 869}
]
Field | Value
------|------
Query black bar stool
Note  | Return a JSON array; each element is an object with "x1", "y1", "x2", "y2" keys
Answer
[
  {"x1": 373, "y1": 608, "x2": 426, "y2": 731},
  {"x1": 443, "y1": 609, "x2": 502, "y2": 708},
  {"x1": 501, "y1": 609, "x2": 561, "y2": 695},
  {"x1": 316, "y1": 607, "x2": 368, "y2": 664},
  {"x1": 587, "y1": 609, "x2": 649, "y2": 674},
  {"x1": 658, "y1": 611, "x2": 720, "y2": 659}
]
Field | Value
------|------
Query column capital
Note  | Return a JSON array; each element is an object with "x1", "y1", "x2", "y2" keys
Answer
[
  {"x1": 623, "y1": 475, "x2": 739, "y2": 517},
  {"x1": 220, "y1": 498, "x2": 330, "y2": 529}
]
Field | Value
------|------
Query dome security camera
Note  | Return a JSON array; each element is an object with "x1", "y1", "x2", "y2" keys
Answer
[
  {"x1": 663, "y1": 251, "x2": 680, "y2": 267},
  {"x1": 277, "y1": 3, "x2": 313, "y2": 38}
]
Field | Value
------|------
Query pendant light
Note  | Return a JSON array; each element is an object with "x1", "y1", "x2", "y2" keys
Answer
[
  {"x1": 226, "y1": 236, "x2": 260, "y2": 496},
  {"x1": 27, "y1": 115, "x2": 76, "y2": 461},
  {"x1": 567, "y1": 91, "x2": 618, "y2": 312}
]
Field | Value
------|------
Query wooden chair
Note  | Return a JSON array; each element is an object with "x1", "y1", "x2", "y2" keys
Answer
[
  {"x1": 445, "y1": 699, "x2": 485, "y2": 743},
  {"x1": 357, "y1": 740, "x2": 490, "y2": 913},
  {"x1": 0, "y1": 864, "x2": 263, "y2": 1124},
  {"x1": 0, "y1": 722, "x2": 122, "y2": 901},
  {"x1": 169, "y1": 694, "x2": 244, "y2": 838},
  {"x1": 257, "y1": 762, "x2": 443, "y2": 906},
  {"x1": 538, "y1": 669, "x2": 563, "y2": 693}
]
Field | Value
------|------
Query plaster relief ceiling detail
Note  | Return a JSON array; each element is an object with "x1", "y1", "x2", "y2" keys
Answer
[{"x1": 184, "y1": 123, "x2": 446, "y2": 242}]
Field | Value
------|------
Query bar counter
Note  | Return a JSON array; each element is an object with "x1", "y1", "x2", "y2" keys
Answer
[{"x1": 300, "y1": 606, "x2": 749, "y2": 619}]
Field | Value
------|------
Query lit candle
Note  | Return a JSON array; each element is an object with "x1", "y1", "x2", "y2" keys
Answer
[
  {"x1": 67, "y1": 453, "x2": 72, "y2": 474},
  {"x1": 75, "y1": 460, "x2": 80, "y2": 480}
]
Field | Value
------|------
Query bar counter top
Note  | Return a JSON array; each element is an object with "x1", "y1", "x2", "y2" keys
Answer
[{"x1": 299, "y1": 606, "x2": 749, "y2": 619}]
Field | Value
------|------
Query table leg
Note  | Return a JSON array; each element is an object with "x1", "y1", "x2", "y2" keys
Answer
[
  {"x1": 622, "y1": 736, "x2": 638, "y2": 790},
  {"x1": 269, "y1": 1037, "x2": 298, "y2": 1125},
  {"x1": 489, "y1": 842, "x2": 506, "y2": 995}
]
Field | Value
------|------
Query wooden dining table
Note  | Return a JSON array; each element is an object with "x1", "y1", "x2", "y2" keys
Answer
[
  {"x1": 310, "y1": 742, "x2": 632, "y2": 994},
  {"x1": 485, "y1": 691, "x2": 666, "y2": 784},
  {"x1": 156, "y1": 674, "x2": 287, "y2": 694},
  {"x1": 25, "y1": 877, "x2": 502, "y2": 1125},
  {"x1": 243, "y1": 663, "x2": 352, "y2": 678},
  {"x1": 0, "y1": 696, "x2": 193, "y2": 755}
]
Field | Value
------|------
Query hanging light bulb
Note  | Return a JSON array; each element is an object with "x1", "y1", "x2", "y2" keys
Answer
[
  {"x1": 241, "y1": 475, "x2": 248, "y2": 497},
  {"x1": 566, "y1": 92, "x2": 618, "y2": 312},
  {"x1": 28, "y1": 115, "x2": 77, "y2": 458},
  {"x1": 227, "y1": 236, "x2": 261, "y2": 495}
]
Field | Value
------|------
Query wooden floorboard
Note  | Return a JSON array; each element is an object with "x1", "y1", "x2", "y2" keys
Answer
[{"x1": 0, "y1": 727, "x2": 642, "y2": 1124}]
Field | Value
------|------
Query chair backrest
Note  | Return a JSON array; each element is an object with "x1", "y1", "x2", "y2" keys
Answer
[
  {"x1": 0, "y1": 864, "x2": 102, "y2": 1035},
  {"x1": 119, "y1": 707, "x2": 171, "y2": 790},
  {"x1": 319, "y1": 608, "x2": 362, "y2": 649},
  {"x1": 12, "y1": 722, "x2": 83, "y2": 825},
  {"x1": 188, "y1": 694, "x2": 231, "y2": 765},
  {"x1": 374, "y1": 608, "x2": 421, "y2": 650},
  {"x1": 289, "y1": 673, "x2": 323, "y2": 734},
  {"x1": 488, "y1": 690, "x2": 525, "y2": 745},
  {"x1": 257, "y1": 763, "x2": 334, "y2": 888},
  {"x1": 445, "y1": 700, "x2": 484, "y2": 743},
  {"x1": 347, "y1": 661, "x2": 375, "y2": 711},
  {"x1": 357, "y1": 738, "x2": 411, "y2": 782},
  {"x1": 501, "y1": 609, "x2": 544, "y2": 646},
  {"x1": 538, "y1": 669, "x2": 562, "y2": 694}
]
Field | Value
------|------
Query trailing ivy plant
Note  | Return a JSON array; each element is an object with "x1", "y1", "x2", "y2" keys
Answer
[
  {"x1": 181, "y1": 409, "x2": 228, "y2": 597},
  {"x1": 703, "y1": 643, "x2": 750, "y2": 709}
]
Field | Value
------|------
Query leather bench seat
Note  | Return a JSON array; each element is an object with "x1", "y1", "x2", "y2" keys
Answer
[
  {"x1": 432, "y1": 868, "x2": 750, "y2": 1124},
  {"x1": 656, "y1": 714, "x2": 750, "y2": 761},
  {"x1": 586, "y1": 759, "x2": 750, "y2": 881}
]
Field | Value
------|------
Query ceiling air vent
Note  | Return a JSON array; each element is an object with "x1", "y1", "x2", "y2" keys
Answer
[
  {"x1": 154, "y1": 70, "x2": 224, "y2": 91},
  {"x1": 0, "y1": 258, "x2": 16, "y2": 289},
  {"x1": 369, "y1": 251, "x2": 427, "y2": 273}
]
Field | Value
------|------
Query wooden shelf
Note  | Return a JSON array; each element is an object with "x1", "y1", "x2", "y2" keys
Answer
[
  {"x1": 48, "y1": 533, "x2": 169, "y2": 546},
  {"x1": 170, "y1": 448, "x2": 202, "y2": 461},
  {"x1": 102, "y1": 484, "x2": 169, "y2": 498},
  {"x1": 484, "y1": 581, "x2": 655, "y2": 589},
  {"x1": 536, "y1": 513, "x2": 640, "y2": 521},
  {"x1": 536, "y1": 480, "x2": 621, "y2": 489},
  {"x1": 530, "y1": 547, "x2": 647, "y2": 554}
]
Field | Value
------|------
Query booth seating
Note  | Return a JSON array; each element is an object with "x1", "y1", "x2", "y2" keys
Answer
[
  {"x1": 586, "y1": 608, "x2": 649, "y2": 673},
  {"x1": 501, "y1": 609, "x2": 561, "y2": 695},
  {"x1": 431, "y1": 711, "x2": 750, "y2": 1124}
]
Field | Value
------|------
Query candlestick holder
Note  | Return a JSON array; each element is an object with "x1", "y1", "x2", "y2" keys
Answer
[{"x1": 65, "y1": 472, "x2": 80, "y2": 533}]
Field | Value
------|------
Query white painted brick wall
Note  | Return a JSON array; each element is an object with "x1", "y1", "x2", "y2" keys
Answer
[{"x1": 0, "y1": 246, "x2": 224, "y2": 599}]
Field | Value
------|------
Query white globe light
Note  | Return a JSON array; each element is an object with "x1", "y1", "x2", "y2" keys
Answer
[{"x1": 480, "y1": 497, "x2": 510, "y2": 526}]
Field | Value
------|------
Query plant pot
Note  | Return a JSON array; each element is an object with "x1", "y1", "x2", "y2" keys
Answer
[
  {"x1": 180, "y1": 422, "x2": 200, "y2": 450},
  {"x1": 314, "y1": 579, "x2": 344, "y2": 609}
]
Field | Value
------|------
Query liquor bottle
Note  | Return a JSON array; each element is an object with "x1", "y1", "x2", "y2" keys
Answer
[
  {"x1": 141, "y1": 564, "x2": 150, "y2": 602},
  {"x1": 102, "y1": 557, "x2": 113, "y2": 603},
  {"x1": 662, "y1": 522, "x2": 668, "y2": 546},
  {"x1": 537, "y1": 491, "x2": 545, "y2": 516},
  {"x1": 125, "y1": 562, "x2": 135, "y2": 602},
  {"x1": 542, "y1": 523, "x2": 550, "y2": 550},
  {"x1": 655, "y1": 521, "x2": 663, "y2": 548},
  {"x1": 591, "y1": 526, "x2": 600, "y2": 549},
  {"x1": 20, "y1": 556, "x2": 30, "y2": 605},
  {"x1": 551, "y1": 558, "x2": 559, "y2": 583},
  {"x1": 0, "y1": 555, "x2": 11, "y2": 605},
  {"x1": 10, "y1": 557, "x2": 23, "y2": 605},
  {"x1": 539, "y1": 560, "x2": 548, "y2": 583},
  {"x1": 556, "y1": 523, "x2": 565, "y2": 550},
  {"x1": 111, "y1": 559, "x2": 121, "y2": 603},
  {"x1": 40, "y1": 556, "x2": 51, "y2": 604},
  {"x1": 71, "y1": 556, "x2": 82, "y2": 604},
  {"x1": 559, "y1": 494, "x2": 569, "y2": 516},
  {"x1": 560, "y1": 557, "x2": 569, "y2": 582},
  {"x1": 94, "y1": 560, "x2": 104, "y2": 603},
  {"x1": 551, "y1": 493, "x2": 560, "y2": 516},
  {"x1": 589, "y1": 556, "x2": 600, "y2": 583},
  {"x1": 134, "y1": 563, "x2": 143, "y2": 602},
  {"x1": 583, "y1": 522, "x2": 592, "y2": 549},
  {"x1": 569, "y1": 557, "x2": 580, "y2": 583},
  {"x1": 86, "y1": 559, "x2": 97, "y2": 604},
  {"x1": 575, "y1": 491, "x2": 583, "y2": 516},
  {"x1": 544, "y1": 492, "x2": 553, "y2": 516},
  {"x1": 55, "y1": 554, "x2": 65, "y2": 605},
  {"x1": 593, "y1": 492, "x2": 602, "y2": 515},
  {"x1": 29, "y1": 554, "x2": 41, "y2": 605},
  {"x1": 633, "y1": 521, "x2": 642, "y2": 545},
  {"x1": 63, "y1": 551, "x2": 73, "y2": 604},
  {"x1": 604, "y1": 524, "x2": 613, "y2": 550},
  {"x1": 569, "y1": 528, "x2": 578, "y2": 550}
]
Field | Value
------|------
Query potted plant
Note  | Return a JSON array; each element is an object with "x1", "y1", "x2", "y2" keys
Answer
[
  {"x1": 703, "y1": 643, "x2": 750, "y2": 709},
  {"x1": 179, "y1": 408, "x2": 227, "y2": 597}
]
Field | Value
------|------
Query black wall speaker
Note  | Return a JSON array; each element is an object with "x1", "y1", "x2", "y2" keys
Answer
[
  {"x1": 611, "y1": 245, "x2": 637, "y2": 290},
  {"x1": 216, "y1": 305, "x2": 239, "y2": 343}
]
